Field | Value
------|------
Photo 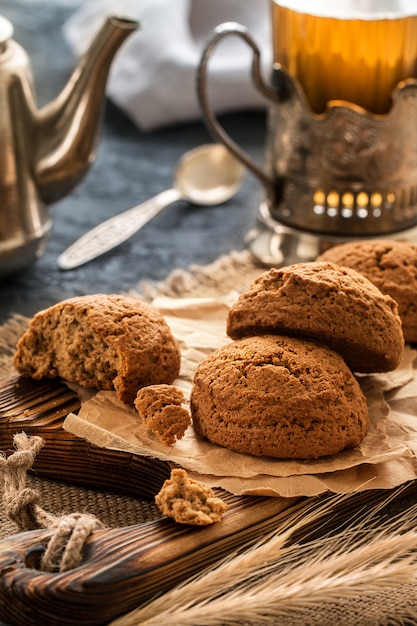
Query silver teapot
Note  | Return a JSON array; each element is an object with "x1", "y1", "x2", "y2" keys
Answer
[{"x1": 0, "y1": 14, "x2": 138, "y2": 277}]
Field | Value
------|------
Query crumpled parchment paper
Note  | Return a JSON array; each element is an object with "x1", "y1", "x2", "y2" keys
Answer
[{"x1": 63, "y1": 293, "x2": 417, "y2": 497}]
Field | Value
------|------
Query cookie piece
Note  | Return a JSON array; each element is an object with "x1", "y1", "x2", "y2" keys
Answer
[
  {"x1": 227, "y1": 262, "x2": 404, "y2": 373},
  {"x1": 134, "y1": 384, "x2": 191, "y2": 445},
  {"x1": 191, "y1": 335, "x2": 369, "y2": 459},
  {"x1": 155, "y1": 468, "x2": 227, "y2": 525},
  {"x1": 317, "y1": 239, "x2": 417, "y2": 343},
  {"x1": 13, "y1": 294, "x2": 181, "y2": 404}
]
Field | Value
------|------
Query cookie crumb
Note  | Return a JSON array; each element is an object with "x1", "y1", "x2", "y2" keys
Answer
[
  {"x1": 155, "y1": 468, "x2": 227, "y2": 525},
  {"x1": 134, "y1": 384, "x2": 191, "y2": 445}
]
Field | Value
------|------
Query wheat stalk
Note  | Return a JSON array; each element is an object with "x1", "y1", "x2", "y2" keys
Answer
[{"x1": 111, "y1": 489, "x2": 417, "y2": 626}]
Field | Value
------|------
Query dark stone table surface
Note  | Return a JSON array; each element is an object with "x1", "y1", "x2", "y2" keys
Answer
[{"x1": 0, "y1": 0, "x2": 266, "y2": 324}]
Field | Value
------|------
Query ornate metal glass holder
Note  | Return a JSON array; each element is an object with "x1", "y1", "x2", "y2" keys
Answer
[{"x1": 197, "y1": 22, "x2": 417, "y2": 266}]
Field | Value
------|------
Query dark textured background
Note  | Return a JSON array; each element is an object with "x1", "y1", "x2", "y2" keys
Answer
[{"x1": 0, "y1": 0, "x2": 266, "y2": 323}]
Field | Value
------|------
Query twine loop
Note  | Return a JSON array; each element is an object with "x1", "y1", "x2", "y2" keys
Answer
[
  {"x1": 41, "y1": 512, "x2": 100, "y2": 572},
  {"x1": 0, "y1": 431, "x2": 103, "y2": 572}
]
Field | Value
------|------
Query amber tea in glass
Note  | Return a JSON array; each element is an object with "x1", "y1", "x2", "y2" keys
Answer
[{"x1": 272, "y1": 1, "x2": 417, "y2": 114}]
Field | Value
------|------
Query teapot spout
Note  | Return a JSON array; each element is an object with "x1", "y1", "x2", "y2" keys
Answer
[{"x1": 35, "y1": 16, "x2": 139, "y2": 204}]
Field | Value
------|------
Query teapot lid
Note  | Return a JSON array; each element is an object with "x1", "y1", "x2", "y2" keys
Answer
[{"x1": 0, "y1": 16, "x2": 13, "y2": 50}]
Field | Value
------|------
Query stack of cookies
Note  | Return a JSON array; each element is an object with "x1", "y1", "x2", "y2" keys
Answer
[{"x1": 191, "y1": 260, "x2": 405, "y2": 460}]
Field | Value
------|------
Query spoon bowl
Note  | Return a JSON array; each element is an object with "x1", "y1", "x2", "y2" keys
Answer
[
  {"x1": 58, "y1": 144, "x2": 246, "y2": 270},
  {"x1": 176, "y1": 143, "x2": 246, "y2": 205}
]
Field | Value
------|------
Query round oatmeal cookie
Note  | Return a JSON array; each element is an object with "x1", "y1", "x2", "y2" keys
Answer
[
  {"x1": 13, "y1": 294, "x2": 181, "y2": 404},
  {"x1": 226, "y1": 261, "x2": 404, "y2": 373},
  {"x1": 191, "y1": 335, "x2": 369, "y2": 459},
  {"x1": 317, "y1": 239, "x2": 417, "y2": 343}
]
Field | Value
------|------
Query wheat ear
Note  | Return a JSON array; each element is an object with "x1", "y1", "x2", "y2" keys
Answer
[{"x1": 111, "y1": 490, "x2": 417, "y2": 625}]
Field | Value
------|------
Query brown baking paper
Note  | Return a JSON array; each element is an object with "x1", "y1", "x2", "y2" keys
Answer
[{"x1": 63, "y1": 293, "x2": 417, "y2": 497}]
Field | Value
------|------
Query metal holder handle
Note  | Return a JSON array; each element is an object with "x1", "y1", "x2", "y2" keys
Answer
[{"x1": 197, "y1": 22, "x2": 276, "y2": 200}]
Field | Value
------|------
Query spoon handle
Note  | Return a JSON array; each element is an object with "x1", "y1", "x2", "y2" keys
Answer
[{"x1": 57, "y1": 187, "x2": 181, "y2": 270}]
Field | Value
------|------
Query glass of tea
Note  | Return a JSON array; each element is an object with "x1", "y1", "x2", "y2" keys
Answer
[{"x1": 197, "y1": 0, "x2": 417, "y2": 262}]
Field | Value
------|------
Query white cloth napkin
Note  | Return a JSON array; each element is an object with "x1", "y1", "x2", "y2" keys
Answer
[{"x1": 63, "y1": 0, "x2": 271, "y2": 131}]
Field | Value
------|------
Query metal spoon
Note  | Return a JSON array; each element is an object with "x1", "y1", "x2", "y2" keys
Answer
[{"x1": 57, "y1": 143, "x2": 246, "y2": 270}]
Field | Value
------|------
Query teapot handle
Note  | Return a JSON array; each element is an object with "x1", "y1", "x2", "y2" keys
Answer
[{"x1": 197, "y1": 22, "x2": 276, "y2": 199}]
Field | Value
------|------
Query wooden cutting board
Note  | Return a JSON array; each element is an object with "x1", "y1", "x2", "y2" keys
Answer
[
  {"x1": 0, "y1": 374, "x2": 301, "y2": 625},
  {"x1": 0, "y1": 373, "x2": 171, "y2": 498},
  {"x1": 1, "y1": 373, "x2": 415, "y2": 625}
]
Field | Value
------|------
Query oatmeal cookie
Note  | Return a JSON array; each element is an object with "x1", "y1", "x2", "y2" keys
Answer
[
  {"x1": 227, "y1": 261, "x2": 404, "y2": 373},
  {"x1": 317, "y1": 239, "x2": 417, "y2": 343},
  {"x1": 13, "y1": 294, "x2": 181, "y2": 404},
  {"x1": 191, "y1": 334, "x2": 369, "y2": 459}
]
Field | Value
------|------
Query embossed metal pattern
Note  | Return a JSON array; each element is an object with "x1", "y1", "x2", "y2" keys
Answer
[{"x1": 268, "y1": 67, "x2": 417, "y2": 236}]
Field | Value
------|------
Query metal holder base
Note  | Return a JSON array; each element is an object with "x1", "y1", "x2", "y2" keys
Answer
[{"x1": 246, "y1": 201, "x2": 417, "y2": 267}]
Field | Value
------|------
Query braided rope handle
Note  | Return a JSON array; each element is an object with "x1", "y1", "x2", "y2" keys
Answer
[{"x1": 0, "y1": 432, "x2": 102, "y2": 572}]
